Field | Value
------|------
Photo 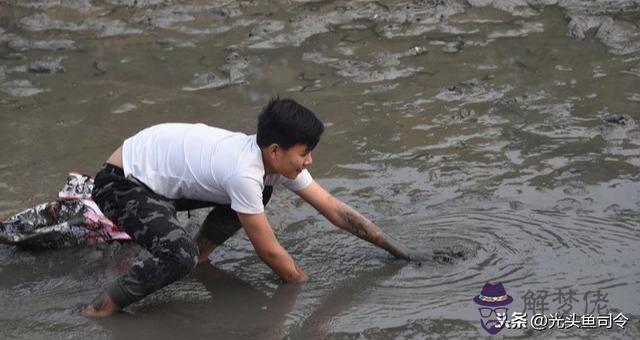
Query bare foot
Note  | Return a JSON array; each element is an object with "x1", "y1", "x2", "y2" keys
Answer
[{"x1": 83, "y1": 294, "x2": 120, "y2": 318}]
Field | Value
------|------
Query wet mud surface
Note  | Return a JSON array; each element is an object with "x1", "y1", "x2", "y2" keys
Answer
[{"x1": 1, "y1": 0, "x2": 639, "y2": 339}]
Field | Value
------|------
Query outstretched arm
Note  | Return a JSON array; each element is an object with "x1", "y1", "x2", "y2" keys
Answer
[{"x1": 295, "y1": 181, "x2": 413, "y2": 260}]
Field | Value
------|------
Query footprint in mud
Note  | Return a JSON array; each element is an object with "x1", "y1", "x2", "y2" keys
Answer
[{"x1": 411, "y1": 237, "x2": 480, "y2": 265}]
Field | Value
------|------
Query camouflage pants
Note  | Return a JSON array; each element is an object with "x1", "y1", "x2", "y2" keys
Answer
[{"x1": 92, "y1": 163, "x2": 272, "y2": 308}]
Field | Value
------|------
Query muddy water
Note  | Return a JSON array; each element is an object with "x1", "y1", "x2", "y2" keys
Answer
[{"x1": 1, "y1": 1, "x2": 639, "y2": 339}]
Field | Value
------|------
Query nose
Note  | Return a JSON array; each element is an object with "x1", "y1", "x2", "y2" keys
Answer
[{"x1": 304, "y1": 153, "x2": 313, "y2": 167}]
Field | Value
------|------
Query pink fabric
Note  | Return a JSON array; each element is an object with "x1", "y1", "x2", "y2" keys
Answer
[
  {"x1": 83, "y1": 209, "x2": 131, "y2": 241},
  {"x1": 60, "y1": 172, "x2": 131, "y2": 242}
]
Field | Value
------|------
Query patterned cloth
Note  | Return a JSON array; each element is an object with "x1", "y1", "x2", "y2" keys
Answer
[{"x1": 0, "y1": 172, "x2": 129, "y2": 248}]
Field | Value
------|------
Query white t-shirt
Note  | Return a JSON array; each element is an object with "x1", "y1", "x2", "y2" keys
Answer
[{"x1": 122, "y1": 123, "x2": 313, "y2": 214}]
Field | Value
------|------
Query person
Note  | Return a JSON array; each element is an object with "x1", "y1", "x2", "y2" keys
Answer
[{"x1": 84, "y1": 98, "x2": 415, "y2": 317}]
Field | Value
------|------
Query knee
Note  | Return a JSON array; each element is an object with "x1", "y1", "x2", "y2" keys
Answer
[{"x1": 164, "y1": 238, "x2": 199, "y2": 277}]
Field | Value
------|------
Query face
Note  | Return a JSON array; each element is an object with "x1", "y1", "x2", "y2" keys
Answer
[
  {"x1": 478, "y1": 307, "x2": 508, "y2": 335},
  {"x1": 269, "y1": 143, "x2": 313, "y2": 179}
]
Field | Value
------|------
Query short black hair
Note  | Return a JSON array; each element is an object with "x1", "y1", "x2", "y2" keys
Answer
[{"x1": 257, "y1": 97, "x2": 324, "y2": 150}]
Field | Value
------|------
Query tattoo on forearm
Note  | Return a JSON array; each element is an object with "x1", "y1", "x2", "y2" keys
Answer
[
  {"x1": 337, "y1": 202, "x2": 412, "y2": 260},
  {"x1": 337, "y1": 203, "x2": 374, "y2": 238}
]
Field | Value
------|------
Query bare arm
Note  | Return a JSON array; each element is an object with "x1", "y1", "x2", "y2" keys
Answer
[
  {"x1": 237, "y1": 212, "x2": 308, "y2": 282},
  {"x1": 295, "y1": 181, "x2": 413, "y2": 260}
]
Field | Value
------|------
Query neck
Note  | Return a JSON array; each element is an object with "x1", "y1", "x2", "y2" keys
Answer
[{"x1": 261, "y1": 148, "x2": 277, "y2": 175}]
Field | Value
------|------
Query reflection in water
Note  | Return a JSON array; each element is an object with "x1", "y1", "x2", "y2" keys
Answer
[
  {"x1": 289, "y1": 264, "x2": 405, "y2": 339},
  {"x1": 99, "y1": 265, "x2": 301, "y2": 340}
]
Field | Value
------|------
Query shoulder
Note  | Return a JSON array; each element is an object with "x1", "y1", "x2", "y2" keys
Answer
[{"x1": 229, "y1": 135, "x2": 265, "y2": 175}]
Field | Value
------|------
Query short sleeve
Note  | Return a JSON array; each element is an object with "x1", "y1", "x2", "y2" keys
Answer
[
  {"x1": 225, "y1": 175, "x2": 264, "y2": 214},
  {"x1": 281, "y1": 169, "x2": 313, "y2": 192}
]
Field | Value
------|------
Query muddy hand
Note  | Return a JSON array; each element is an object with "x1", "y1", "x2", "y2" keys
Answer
[{"x1": 409, "y1": 248, "x2": 464, "y2": 265}]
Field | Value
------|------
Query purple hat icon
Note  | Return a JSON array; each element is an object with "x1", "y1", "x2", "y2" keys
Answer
[{"x1": 473, "y1": 282, "x2": 513, "y2": 307}]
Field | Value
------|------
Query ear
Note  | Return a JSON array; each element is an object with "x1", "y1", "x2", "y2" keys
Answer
[{"x1": 266, "y1": 143, "x2": 280, "y2": 158}]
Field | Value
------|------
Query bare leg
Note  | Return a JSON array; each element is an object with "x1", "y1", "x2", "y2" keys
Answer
[{"x1": 195, "y1": 231, "x2": 219, "y2": 265}]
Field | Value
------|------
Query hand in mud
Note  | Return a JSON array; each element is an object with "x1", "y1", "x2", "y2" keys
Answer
[{"x1": 409, "y1": 247, "x2": 466, "y2": 265}]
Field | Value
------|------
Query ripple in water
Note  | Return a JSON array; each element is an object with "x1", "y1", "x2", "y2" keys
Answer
[{"x1": 410, "y1": 236, "x2": 480, "y2": 266}]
